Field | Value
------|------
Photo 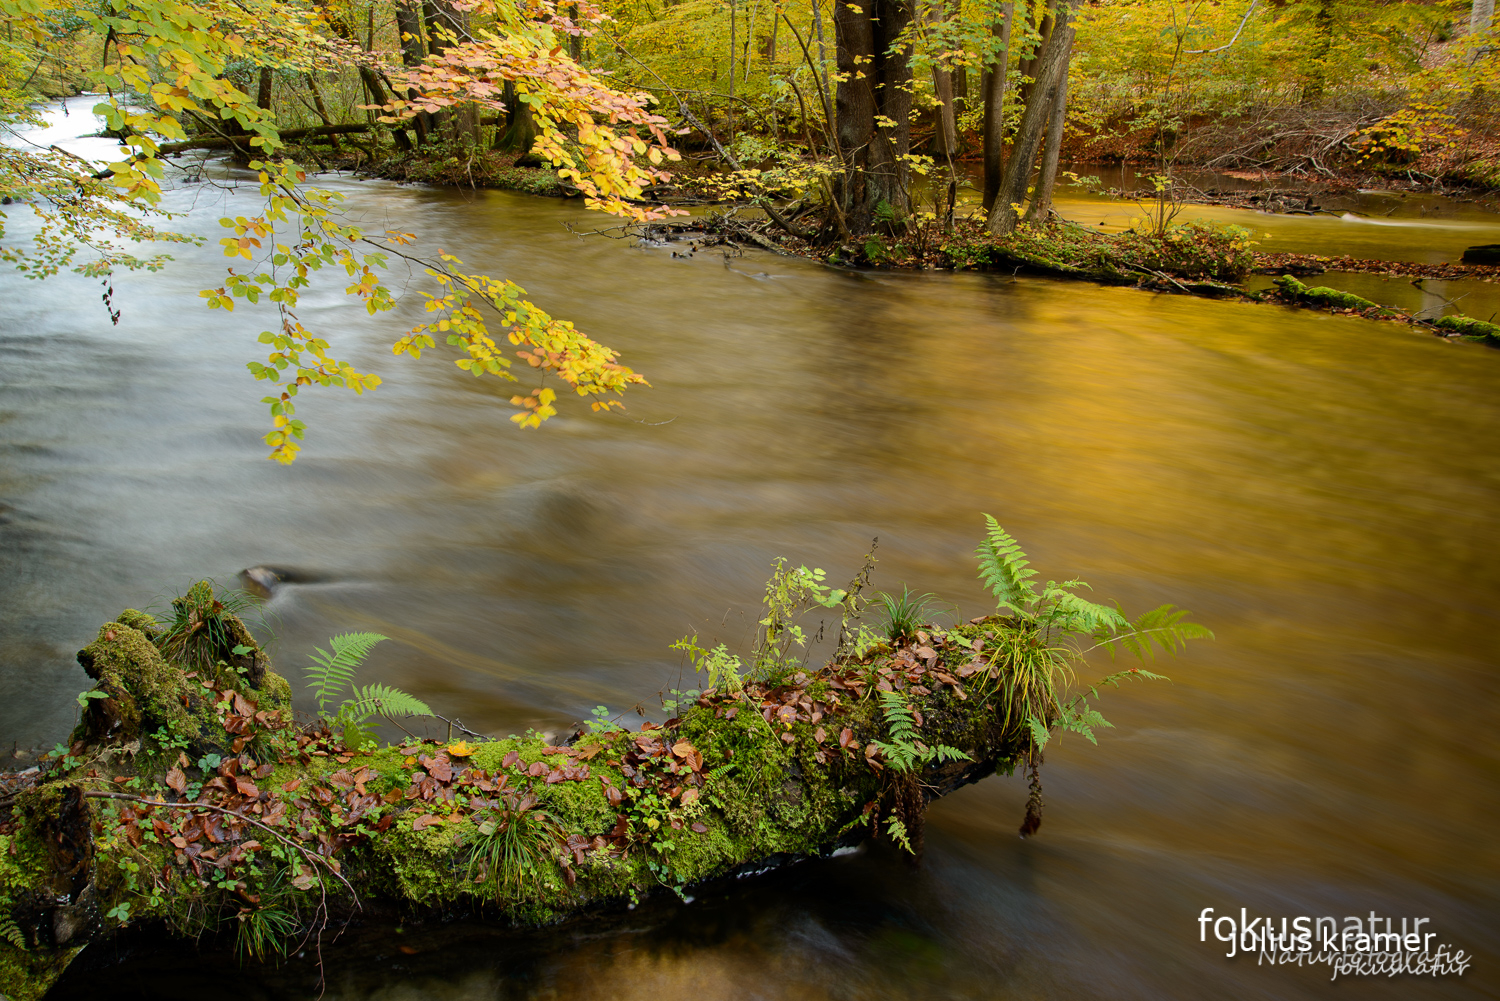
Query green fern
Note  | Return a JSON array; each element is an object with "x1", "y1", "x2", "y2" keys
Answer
[
  {"x1": 970, "y1": 517, "x2": 1211, "y2": 752},
  {"x1": 0, "y1": 908, "x2": 26, "y2": 951},
  {"x1": 344, "y1": 683, "x2": 433, "y2": 721},
  {"x1": 1087, "y1": 604, "x2": 1215, "y2": 660},
  {"x1": 304, "y1": 633, "x2": 433, "y2": 749},
  {"x1": 307, "y1": 632, "x2": 389, "y2": 717},
  {"x1": 871, "y1": 690, "x2": 968, "y2": 772},
  {"x1": 975, "y1": 515, "x2": 1039, "y2": 612}
]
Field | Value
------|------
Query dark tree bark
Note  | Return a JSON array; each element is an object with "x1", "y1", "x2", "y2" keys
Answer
[
  {"x1": 255, "y1": 67, "x2": 272, "y2": 110},
  {"x1": 423, "y1": 0, "x2": 480, "y2": 143},
  {"x1": 1017, "y1": 1, "x2": 1054, "y2": 112},
  {"x1": 492, "y1": 80, "x2": 538, "y2": 154},
  {"x1": 986, "y1": 0, "x2": 1071, "y2": 234},
  {"x1": 395, "y1": 0, "x2": 431, "y2": 145},
  {"x1": 928, "y1": 0, "x2": 959, "y2": 160},
  {"x1": 1023, "y1": 25, "x2": 1073, "y2": 224},
  {"x1": 834, "y1": 0, "x2": 915, "y2": 234},
  {"x1": 933, "y1": 65, "x2": 958, "y2": 161},
  {"x1": 981, "y1": 2, "x2": 1012, "y2": 212},
  {"x1": 306, "y1": 74, "x2": 341, "y2": 150}
]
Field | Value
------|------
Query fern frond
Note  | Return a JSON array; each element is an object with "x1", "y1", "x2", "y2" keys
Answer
[
  {"x1": 1090, "y1": 605, "x2": 1213, "y2": 661},
  {"x1": 306, "y1": 632, "x2": 388, "y2": 717},
  {"x1": 1043, "y1": 588, "x2": 1130, "y2": 637},
  {"x1": 0, "y1": 911, "x2": 26, "y2": 951},
  {"x1": 975, "y1": 515, "x2": 1038, "y2": 612},
  {"x1": 345, "y1": 683, "x2": 432, "y2": 722}
]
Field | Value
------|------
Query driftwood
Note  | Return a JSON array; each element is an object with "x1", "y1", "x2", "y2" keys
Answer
[{"x1": 0, "y1": 582, "x2": 1035, "y2": 1000}]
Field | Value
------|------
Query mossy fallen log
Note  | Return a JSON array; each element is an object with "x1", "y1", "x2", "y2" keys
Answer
[
  {"x1": 1433, "y1": 313, "x2": 1500, "y2": 346},
  {"x1": 1272, "y1": 274, "x2": 1395, "y2": 315},
  {"x1": 0, "y1": 524, "x2": 1204, "y2": 999},
  {"x1": 0, "y1": 609, "x2": 1025, "y2": 997}
]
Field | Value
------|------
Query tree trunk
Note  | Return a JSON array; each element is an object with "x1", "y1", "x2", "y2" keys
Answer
[
  {"x1": 1017, "y1": 2, "x2": 1054, "y2": 113},
  {"x1": 811, "y1": 0, "x2": 830, "y2": 97},
  {"x1": 1471, "y1": 0, "x2": 1493, "y2": 53},
  {"x1": 569, "y1": 5, "x2": 584, "y2": 61},
  {"x1": 1023, "y1": 26, "x2": 1073, "y2": 225},
  {"x1": 395, "y1": 0, "x2": 431, "y2": 145},
  {"x1": 729, "y1": 0, "x2": 737, "y2": 139},
  {"x1": 306, "y1": 74, "x2": 340, "y2": 150},
  {"x1": 933, "y1": 65, "x2": 958, "y2": 161},
  {"x1": 323, "y1": 1, "x2": 414, "y2": 151},
  {"x1": 1302, "y1": 0, "x2": 1333, "y2": 103},
  {"x1": 493, "y1": 80, "x2": 538, "y2": 155},
  {"x1": 981, "y1": 2, "x2": 1013, "y2": 213},
  {"x1": 834, "y1": 0, "x2": 915, "y2": 234},
  {"x1": 424, "y1": 0, "x2": 480, "y2": 143},
  {"x1": 255, "y1": 67, "x2": 272, "y2": 110},
  {"x1": 986, "y1": 0, "x2": 1071, "y2": 235}
]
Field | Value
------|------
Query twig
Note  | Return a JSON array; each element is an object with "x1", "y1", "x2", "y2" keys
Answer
[{"x1": 1184, "y1": 0, "x2": 1259, "y2": 54}]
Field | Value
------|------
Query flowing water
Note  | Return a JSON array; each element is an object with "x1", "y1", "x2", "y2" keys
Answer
[{"x1": 4, "y1": 103, "x2": 1499, "y2": 999}]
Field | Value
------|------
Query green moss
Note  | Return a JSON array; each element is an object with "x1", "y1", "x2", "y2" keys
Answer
[
  {"x1": 69, "y1": 584, "x2": 293, "y2": 758},
  {"x1": 1273, "y1": 274, "x2": 1392, "y2": 314},
  {"x1": 1434, "y1": 313, "x2": 1500, "y2": 345},
  {"x1": 0, "y1": 941, "x2": 85, "y2": 1001}
]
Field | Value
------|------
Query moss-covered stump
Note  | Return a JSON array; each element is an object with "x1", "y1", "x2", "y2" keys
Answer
[{"x1": 0, "y1": 586, "x2": 1032, "y2": 1000}]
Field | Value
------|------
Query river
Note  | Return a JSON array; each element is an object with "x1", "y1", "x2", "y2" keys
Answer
[{"x1": 3, "y1": 102, "x2": 1498, "y2": 999}]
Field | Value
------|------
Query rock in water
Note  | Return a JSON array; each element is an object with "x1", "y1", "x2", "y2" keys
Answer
[{"x1": 1460, "y1": 245, "x2": 1500, "y2": 265}]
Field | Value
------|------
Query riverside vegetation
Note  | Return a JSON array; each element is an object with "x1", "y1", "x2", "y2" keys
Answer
[{"x1": 0, "y1": 518, "x2": 1209, "y2": 997}]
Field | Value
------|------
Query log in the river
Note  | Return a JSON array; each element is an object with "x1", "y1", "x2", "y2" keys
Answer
[
  {"x1": 155, "y1": 124, "x2": 379, "y2": 155},
  {"x1": 0, "y1": 582, "x2": 1032, "y2": 999}
]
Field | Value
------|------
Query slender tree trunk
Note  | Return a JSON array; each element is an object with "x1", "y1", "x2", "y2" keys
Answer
[
  {"x1": 1023, "y1": 25, "x2": 1073, "y2": 224},
  {"x1": 306, "y1": 74, "x2": 340, "y2": 150},
  {"x1": 933, "y1": 67, "x2": 958, "y2": 159},
  {"x1": 834, "y1": 0, "x2": 915, "y2": 233},
  {"x1": 768, "y1": 3, "x2": 780, "y2": 63},
  {"x1": 324, "y1": 0, "x2": 414, "y2": 150},
  {"x1": 930, "y1": 1, "x2": 958, "y2": 159},
  {"x1": 1017, "y1": 2, "x2": 1053, "y2": 113},
  {"x1": 981, "y1": 2, "x2": 1013, "y2": 212},
  {"x1": 424, "y1": 0, "x2": 480, "y2": 143},
  {"x1": 1302, "y1": 0, "x2": 1333, "y2": 102},
  {"x1": 746, "y1": 0, "x2": 759, "y2": 82},
  {"x1": 729, "y1": 0, "x2": 737, "y2": 140},
  {"x1": 812, "y1": 0, "x2": 830, "y2": 97},
  {"x1": 986, "y1": 0, "x2": 1070, "y2": 234},
  {"x1": 569, "y1": 4, "x2": 584, "y2": 61},
  {"x1": 395, "y1": 1, "x2": 431, "y2": 145}
]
